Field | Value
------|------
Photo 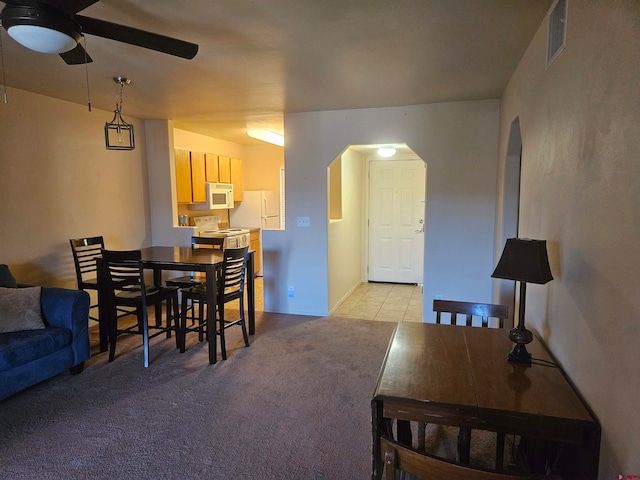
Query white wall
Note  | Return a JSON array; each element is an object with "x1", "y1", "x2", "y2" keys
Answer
[
  {"x1": 497, "y1": 1, "x2": 640, "y2": 475},
  {"x1": 263, "y1": 101, "x2": 500, "y2": 317},
  {"x1": 0, "y1": 87, "x2": 150, "y2": 288},
  {"x1": 327, "y1": 149, "x2": 364, "y2": 311}
]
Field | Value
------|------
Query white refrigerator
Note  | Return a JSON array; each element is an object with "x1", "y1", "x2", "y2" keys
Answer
[{"x1": 230, "y1": 190, "x2": 281, "y2": 230}]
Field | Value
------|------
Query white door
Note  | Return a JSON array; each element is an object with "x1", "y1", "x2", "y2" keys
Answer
[{"x1": 368, "y1": 160, "x2": 425, "y2": 284}]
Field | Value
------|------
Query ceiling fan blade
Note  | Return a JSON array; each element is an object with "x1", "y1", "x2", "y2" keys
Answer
[
  {"x1": 59, "y1": 42, "x2": 92, "y2": 64},
  {"x1": 30, "y1": 0, "x2": 100, "y2": 15},
  {"x1": 76, "y1": 15, "x2": 198, "y2": 60}
]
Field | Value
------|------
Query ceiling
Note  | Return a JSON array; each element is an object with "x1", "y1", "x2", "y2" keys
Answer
[{"x1": 0, "y1": 0, "x2": 552, "y2": 146}]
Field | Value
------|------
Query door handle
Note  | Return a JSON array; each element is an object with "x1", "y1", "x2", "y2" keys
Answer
[{"x1": 415, "y1": 219, "x2": 424, "y2": 233}]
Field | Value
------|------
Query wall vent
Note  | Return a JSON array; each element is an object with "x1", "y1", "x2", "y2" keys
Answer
[{"x1": 547, "y1": 0, "x2": 568, "y2": 67}]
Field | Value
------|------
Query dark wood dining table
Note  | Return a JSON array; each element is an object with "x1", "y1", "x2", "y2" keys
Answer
[
  {"x1": 97, "y1": 246, "x2": 255, "y2": 365},
  {"x1": 371, "y1": 322, "x2": 600, "y2": 480}
]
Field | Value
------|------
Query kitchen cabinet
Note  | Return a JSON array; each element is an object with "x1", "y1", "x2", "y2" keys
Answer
[
  {"x1": 218, "y1": 155, "x2": 243, "y2": 202},
  {"x1": 175, "y1": 149, "x2": 206, "y2": 203},
  {"x1": 205, "y1": 153, "x2": 219, "y2": 182},
  {"x1": 176, "y1": 149, "x2": 244, "y2": 204},
  {"x1": 249, "y1": 228, "x2": 261, "y2": 276},
  {"x1": 190, "y1": 151, "x2": 206, "y2": 203},
  {"x1": 175, "y1": 148, "x2": 193, "y2": 203}
]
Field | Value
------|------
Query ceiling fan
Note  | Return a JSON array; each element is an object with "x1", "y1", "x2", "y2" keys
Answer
[{"x1": 0, "y1": 0, "x2": 198, "y2": 64}]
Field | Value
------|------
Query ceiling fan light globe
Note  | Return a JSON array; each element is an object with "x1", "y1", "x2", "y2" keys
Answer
[{"x1": 7, "y1": 25, "x2": 78, "y2": 54}]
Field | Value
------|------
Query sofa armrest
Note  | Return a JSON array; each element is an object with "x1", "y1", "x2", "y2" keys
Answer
[{"x1": 41, "y1": 287, "x2": 91, "y2": 364}]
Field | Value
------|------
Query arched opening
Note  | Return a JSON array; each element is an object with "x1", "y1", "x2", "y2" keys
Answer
[
  {"x1": 495, "y1": 118, "x2": 523, "y2": 325},
  {"x1": 328, "y1": 143, "x2": 426, "y2": 321}
]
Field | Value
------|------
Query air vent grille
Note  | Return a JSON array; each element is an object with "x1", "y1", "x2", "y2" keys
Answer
[{"x1": 547, "y1": 0, "x2": 568, "y2": 66}]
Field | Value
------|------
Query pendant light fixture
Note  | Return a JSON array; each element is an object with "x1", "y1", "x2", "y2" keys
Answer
[{"x1": 105, "y1": 76, "x2": 135, "y2": 150}]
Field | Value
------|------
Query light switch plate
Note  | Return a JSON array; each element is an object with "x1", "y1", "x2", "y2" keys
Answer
[{"x1": 296, "y1": 216, "x2": 310, "y2": 227}]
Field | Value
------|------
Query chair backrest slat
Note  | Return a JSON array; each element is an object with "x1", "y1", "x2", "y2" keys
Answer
[
  {"x1": 433, "y1": 299, "x2": 509, "y2": 329},
  {"x1": 69, "y1": 236, "x2": 105, "y2": 289},
  {"x1": 192, "y1": 236, "x2": 225, "y2": 249},
  {"x1": 220, "y1": 247, "x2": 249, "y2": 297}
]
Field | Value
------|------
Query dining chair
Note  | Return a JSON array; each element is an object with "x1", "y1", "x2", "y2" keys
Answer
[
  {"x1": 419, "y1": 299, "x2": 510, "y2": 470},
  {"x1": 69, "y1": 236, "x2": 105, "y2": 323},
  {"x1": 101, "y1": 249, "x2": 180, "y2": 367},
  {"x1": 177, "y1": 246, "x2": 250, "y2": 360},
  {"x1": 165, "y1": 236, "x2": 225, "y2": 288},
  {"x1": 380, "y1": 436, "x2": 534, "y2": 480},
  {"x1": 70, "y1": 236, "x2": 123, "y2": 352}
]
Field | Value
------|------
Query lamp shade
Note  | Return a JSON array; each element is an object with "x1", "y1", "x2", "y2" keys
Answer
[{"x1": 492, "y1": 238, "x2": 553, "y2": 284}]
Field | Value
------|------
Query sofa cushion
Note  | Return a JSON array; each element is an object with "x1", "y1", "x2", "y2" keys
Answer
[
  {"x1": 0, "y1": 287, "x2": 45, "y2": 333},
  {"x1": 0, "y1": 265, "x2": 18, "y2": 288},
  {"x1": 0, "y1": 327, "x2": 72, "y2": 371}
]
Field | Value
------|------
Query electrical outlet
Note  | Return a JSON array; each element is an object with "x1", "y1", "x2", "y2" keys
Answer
[
  {"x1": 296, "y1": 216, "x2": 310, "y2": 227},
  {"x1": 288, "y1": 286, "x2": 295, "y2": 298}
]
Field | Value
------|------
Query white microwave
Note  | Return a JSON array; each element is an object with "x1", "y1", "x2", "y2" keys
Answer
[{"x1": 190, "y1": 182, "x2": 234, "y2": 210}]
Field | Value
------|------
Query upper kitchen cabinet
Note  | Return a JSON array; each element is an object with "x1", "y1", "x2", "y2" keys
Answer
[
  {"x1": 205, "y1": 153, "x2": 219, "y2": 183},
  {"x1": 175, "y1": 148, "x2": 192, "y2": 203},
  {"x1": 218, "y1": 156, "x2": 243, "y2": 202},
  {"x1": 175, "y1": 149, "x2": 206, "y2": 203}
]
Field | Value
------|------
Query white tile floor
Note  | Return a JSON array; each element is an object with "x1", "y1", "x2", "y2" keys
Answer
[
  {"x1": 243, "y1": 278, "x2": 423, "y2": 323},
  {"x1": 331, "y1": 282, "x2": 423, "y2": 322}
]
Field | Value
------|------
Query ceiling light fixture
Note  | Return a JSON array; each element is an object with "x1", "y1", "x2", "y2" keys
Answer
[
  {"x1": 105, "y1": 77, "x2": 135, "y2": 151},
  {"x1": 377, "y1": 147, "x2": 397, "y2": 158},
  {"x1": 247, "y1": 128, "x2": 284, "y2": 147},
  {"x1": 0, "y1": 4, "x2": 81, "y2": 54}
]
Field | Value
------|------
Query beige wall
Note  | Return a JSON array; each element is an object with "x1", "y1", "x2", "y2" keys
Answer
[
  {"x1": 328, "y1": 149, "x2": 364, "y2": 311},
  {"x1": 497, "y1": 0, "x2": 640, "y2": 475},
  {"x1": 243, "y1": 144, "x2": 284, "y2": 191},
  {"x1": 0, "y1": 87, "x2": 150, "y2": 288},
  {"x1": 265, "y1": 100, "x2": 500, "y2": 315}
]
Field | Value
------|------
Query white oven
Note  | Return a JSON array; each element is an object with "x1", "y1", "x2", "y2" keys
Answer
[{"x1": 192, "y1": 216, "x2": 249, "y2": 248}]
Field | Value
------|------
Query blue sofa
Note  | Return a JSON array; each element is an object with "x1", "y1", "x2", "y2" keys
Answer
[{"x1": 0, "y1": 265, "x2": 91, "y2": 401}]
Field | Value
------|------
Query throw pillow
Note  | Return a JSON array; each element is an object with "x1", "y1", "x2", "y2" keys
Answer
[
  {"x1": 0, "y1": 287, "x2": 46, "y2": 333},
  {"x1": 0, "y1": 264, "x2": 18, "y2": 288}
]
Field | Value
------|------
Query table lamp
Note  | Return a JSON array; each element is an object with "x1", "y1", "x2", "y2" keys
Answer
[{"x1": 492, "y1": 238, "x2": 553, "y2": 364}]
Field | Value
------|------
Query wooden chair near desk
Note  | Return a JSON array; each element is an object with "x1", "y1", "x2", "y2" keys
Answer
[
  {"x1": 381, "y1": 436, "x2": 535, "y2": 480},
  {"x1": 416, "y1": 300, "x2": 510, "y2": 471},
  {"x1": 101, "y1": 249, "x2": 180, "y2": 368},
  {"x1": 177, "y1": 246, "x2": 250, "y2": 360}
]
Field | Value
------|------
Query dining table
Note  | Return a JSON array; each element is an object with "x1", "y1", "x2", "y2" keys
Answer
[
  {"x1": 97, "y1": 245, "x2": 255, "y2": 365},
  {"x1": 371, "y1": 322, "x2": 601, "y2": 480}
]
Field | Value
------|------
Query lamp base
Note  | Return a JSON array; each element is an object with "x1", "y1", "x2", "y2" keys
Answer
[{"x1": 508, "y1": 342, "x2": 532, "y2": 364}]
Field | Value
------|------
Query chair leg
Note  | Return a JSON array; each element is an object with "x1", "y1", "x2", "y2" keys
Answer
[
  {"x1": 458, "y1": 427, "x2": 471, "y2": 464},
  {"x1": 198, "y1": 300, "x2": 205, "y2": 342},
  {"x1": 142, "y1": 310, "x2": 149, "y2": 368},
  {"x1": 240, "y1": 299, "x2": 250, "y2": 348},
  {"x1": 496, "y1": 432, "x2": 506, "y2": 471},
  {"x1": 108, "y1": 308, "x2": 118, "y2": 363},
  {"x1": 417, "y1": 422, "x2": 426, "y2": 450},
  {"x1": 165, "y1": 298, "x2": 172, "y2": 339},
  {"x1": 171, "y1": 295, "x2": 179, "y2": 348},
  {"x1": 179, "y1": 294, "x2": 188, "y2": 353},
  {"x1": 218, "y1": 302, "x2": 227, "y2": 360}
]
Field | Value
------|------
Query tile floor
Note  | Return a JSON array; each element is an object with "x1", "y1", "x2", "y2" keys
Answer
[
  {"x1": 246, "y1": 277, "x2": 422, "y2": 322},
  {"x1": 331, "y1": 282, "x2": 423, "y2": 323}
]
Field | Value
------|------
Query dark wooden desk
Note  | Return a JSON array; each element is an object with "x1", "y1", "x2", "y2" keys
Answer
[
  {"x1": 371, "y1": 322, "x2": 600, "y2": 480},
  {"x1": 97, "y1": 246, "x2": 255, "y2": 364}
]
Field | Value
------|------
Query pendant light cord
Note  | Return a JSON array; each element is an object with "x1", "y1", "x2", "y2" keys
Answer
[
  {"x1": 0, "y1": 30, "x2": 8, "y2": 104},
  {"x1": 83, "y1": 35, "x2": 91, "y2": 112}
]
